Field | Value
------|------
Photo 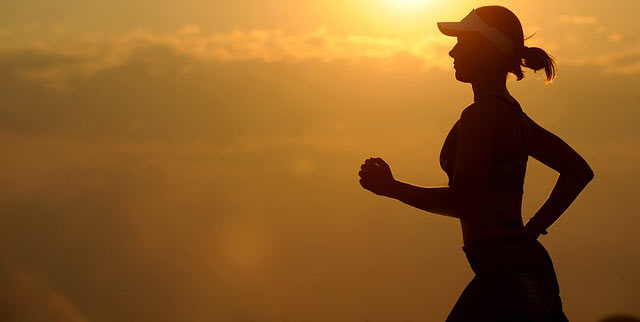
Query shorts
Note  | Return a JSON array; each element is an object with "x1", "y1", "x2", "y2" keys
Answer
[{"x1": 445, "y1": 237, "x2": 570, "y2": 322}]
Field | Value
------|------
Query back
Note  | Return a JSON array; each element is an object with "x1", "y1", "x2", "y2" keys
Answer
[{"x1": 485, "y1": 95, "x2": 529, "y2": 193}]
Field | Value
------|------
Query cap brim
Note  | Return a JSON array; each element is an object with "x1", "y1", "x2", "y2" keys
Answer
[{"x1": 437, "y1": 22, "x2": 468, "y2": 37}]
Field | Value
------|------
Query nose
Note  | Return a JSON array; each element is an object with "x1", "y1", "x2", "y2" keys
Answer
[{"x1": 449, "y1": 43, "x2": 458, "y2": 59}]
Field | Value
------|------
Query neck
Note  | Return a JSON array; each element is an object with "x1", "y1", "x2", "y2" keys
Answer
[{"x1": 471, "y1": 76, "x2": 509, "y2": 102}]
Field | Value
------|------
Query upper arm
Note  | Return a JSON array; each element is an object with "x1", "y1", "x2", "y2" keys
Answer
[
  {"x1": 525, "y1": 113, "x2": 594, "y2": 178},
  {"x1": 451, "y1": 105, "x2": 496, "y2": 198}
]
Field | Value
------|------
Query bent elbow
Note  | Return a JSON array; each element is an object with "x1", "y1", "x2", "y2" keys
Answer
[
  {"x1": 584, "y1": 166, "x2": 595, "y2": 183},
  {"x1": 579, "y1": 160, "x2": 595, "y2": 184},
  {"x1": 563, "y1": 163, "x2": 594, "y2": 186}
]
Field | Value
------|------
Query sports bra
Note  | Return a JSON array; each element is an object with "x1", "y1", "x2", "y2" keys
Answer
[{"x1": 439, "y1": 94, "x2": 530, "y2": 193}]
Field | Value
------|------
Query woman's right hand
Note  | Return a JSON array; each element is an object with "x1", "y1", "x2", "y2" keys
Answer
[{"x1": 358, "y1": 157, "x2": 397, "y2": 197}]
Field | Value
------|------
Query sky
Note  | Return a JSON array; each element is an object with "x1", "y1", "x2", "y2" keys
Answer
[{"x1": 1, "y1": 0, "x2": 639, "y2": 321}]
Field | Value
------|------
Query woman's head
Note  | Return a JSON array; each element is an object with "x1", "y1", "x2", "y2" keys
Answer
[{"x1": 438, "y1": 6, "x2": 556, "y2": 84}]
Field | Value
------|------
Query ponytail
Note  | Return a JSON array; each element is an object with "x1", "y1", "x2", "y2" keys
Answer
[{"x1": 521, "y1": 46, "x2": 556, "y2": 82}]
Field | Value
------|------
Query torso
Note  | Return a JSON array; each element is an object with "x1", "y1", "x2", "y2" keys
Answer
[{"x1": 440, "y1": 93, "x2": 530, "y2": 246}]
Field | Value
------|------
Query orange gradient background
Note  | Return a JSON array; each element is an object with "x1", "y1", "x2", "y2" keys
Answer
[{"x1": 1, "y1": 1, "x2": 638, "y2": 321}]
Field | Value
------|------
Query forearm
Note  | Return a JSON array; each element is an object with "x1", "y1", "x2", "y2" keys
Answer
[
  {"x1": 387, "y1": 180, "x2": 461, "y2": 218},
  {"x1": 525, "y1": 171, "x2": 594, "y2": 234}
]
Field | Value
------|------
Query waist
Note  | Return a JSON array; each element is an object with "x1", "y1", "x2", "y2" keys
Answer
[
  {"x1": 462, "y1": 234, "x2": 528, "y2": 251},
  {"x1": 461, "y1": 218, "x2": 524, "y2": 246}
]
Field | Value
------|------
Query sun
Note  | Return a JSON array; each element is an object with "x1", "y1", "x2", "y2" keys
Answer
[{"x1": 390, "y1": 0, "x2": 428, "y2": 10}]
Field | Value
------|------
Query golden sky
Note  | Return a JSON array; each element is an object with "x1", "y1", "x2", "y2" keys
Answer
[{"x1": 1, "y1": 1, "x2": 639, "y2": 322}]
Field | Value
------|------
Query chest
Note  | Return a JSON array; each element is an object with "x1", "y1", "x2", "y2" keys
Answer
[{"x1": 439, "y1": 116, "x2": 528, "y2": 190}]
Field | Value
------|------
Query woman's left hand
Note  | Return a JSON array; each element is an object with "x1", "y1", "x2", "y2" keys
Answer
[{"x1": 358, "y1": 157, "x2": 397, "y2": 197}]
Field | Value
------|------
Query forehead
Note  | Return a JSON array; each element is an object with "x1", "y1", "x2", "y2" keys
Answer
[{"x1": 456, "y1": 32, "x2": 485, "y2": 43}]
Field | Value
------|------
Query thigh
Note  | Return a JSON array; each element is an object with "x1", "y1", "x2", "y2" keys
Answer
[
  {"x1": 446, "y1": 273, "x2": 568, "y2": 322},
  {"x1": 455, "y1": 240, "x2": 571, "y2": 321},
  {"x1": 514, "y1": 272, "x2": 570, "y2": 322},
  {"x1": 446, "y1": 275, "x2": 499, "y2": 322}
]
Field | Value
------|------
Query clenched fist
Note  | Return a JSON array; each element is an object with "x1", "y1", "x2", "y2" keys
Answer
[{"x1": 358, "y1": 157, "x2": 397, "y2": 197}]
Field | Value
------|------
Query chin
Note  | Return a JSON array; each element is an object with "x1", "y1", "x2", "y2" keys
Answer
[{"x1": 454, "y1": 70, "x2": 472, "y2": 83}]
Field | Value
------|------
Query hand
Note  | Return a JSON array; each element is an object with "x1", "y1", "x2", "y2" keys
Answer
[{"x1": 358, "y1": 157, "x2": 397, "y2": 197}]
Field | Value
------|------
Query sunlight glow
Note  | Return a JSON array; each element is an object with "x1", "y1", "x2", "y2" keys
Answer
[{"x1": 389, "y1": 0, "x2": 429, "y2": 10}]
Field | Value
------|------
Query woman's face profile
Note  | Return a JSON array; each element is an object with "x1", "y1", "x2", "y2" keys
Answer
[{"x1": 449, "y1": 32, "x2": 504, "y2": 83}]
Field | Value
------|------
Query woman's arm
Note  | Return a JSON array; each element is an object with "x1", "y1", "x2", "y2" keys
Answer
[
  {"x1": 386, "y1": 181, "x2": 460, "y2": 218},
  {"x1": 383, "y1": 102, "x2": 499, "y2": 219},
  {"x1": 523, "y1": 114, "x2": 595, "y2": 235},
  {"x1": 359, "y1": 158, "x2": 462, "y2": 218}
]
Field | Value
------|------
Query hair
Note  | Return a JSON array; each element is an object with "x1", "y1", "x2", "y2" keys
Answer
[
  {"x1": 475, "y1": 6, "x2": 557, "y2": 83},
  {"x1": 519, "y1": 45, "x2": 556, "y2": 82}
]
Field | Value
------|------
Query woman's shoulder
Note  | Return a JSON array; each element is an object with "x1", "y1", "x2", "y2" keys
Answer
[{"x1": 461, "y1": 97, "x2": 514, "y2": 123}]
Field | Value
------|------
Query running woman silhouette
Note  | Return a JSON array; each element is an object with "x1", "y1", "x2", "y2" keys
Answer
[{"x1": 358, "y1": 6, "x2": 594, "y2": 321}]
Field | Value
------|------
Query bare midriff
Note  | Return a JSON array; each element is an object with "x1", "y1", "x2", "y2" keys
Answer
[{"x1": 459, "y1": 189, "x2": 525, "y2": 246}]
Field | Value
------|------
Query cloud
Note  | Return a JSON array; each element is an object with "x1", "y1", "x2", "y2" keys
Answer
[
  {"x1": 3, "y1": 22, "x2": 640, "y2": 91},
  {"x1": 568, "y1": 45, "x2": 640, "y2": 74},
  {"x1": 3, "y1": 26, "x2": 452, "y2": 90},
  {"x1": 559, "y1": 15, "x2": 598, "y2": 25},
  {"x1": 608, "y1": 32, "x2": 622, "y2": 42}
]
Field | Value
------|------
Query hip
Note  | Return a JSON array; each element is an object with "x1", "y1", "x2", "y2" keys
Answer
[
  {"x1": 461, "y1": 236, "x2": 557, "y2": 277},
  {"x1": 450, "y1": 237, "x2": 568, "y2": 321}
]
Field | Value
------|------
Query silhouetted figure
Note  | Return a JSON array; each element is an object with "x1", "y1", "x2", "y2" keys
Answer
[
  {"x1": 358, "y1": 6, "x2": 594, "y2": 321},
  {"x1": 599, "y1": 315, "x2": 640, "y2": 322}
]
